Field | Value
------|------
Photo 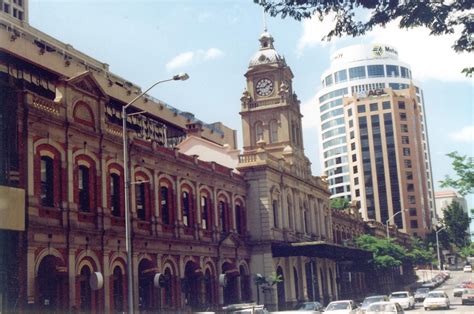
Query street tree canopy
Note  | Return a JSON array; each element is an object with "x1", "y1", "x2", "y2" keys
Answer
[
  {"x1": 442, "y1": 201, "x2": 470, "y2": 248},
  {"x1": 330, "y1": 197, "x2": 350, "y2": 210},
  {"x1": 255, "y1": 0, "x2": 473, "y2": 76},
  {"x1": 355, "y1": 235, "x2": 407, "y2": 269},
  {"x1": 440, "y1": 152, "x2": 474, "y2": 196}
]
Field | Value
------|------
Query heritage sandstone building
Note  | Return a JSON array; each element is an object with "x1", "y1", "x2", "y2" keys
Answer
[{"x1": 0, "y1": 5, "x2": 371, "y2": 314}]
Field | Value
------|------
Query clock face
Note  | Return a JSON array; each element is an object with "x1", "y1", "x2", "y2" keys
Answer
[{"x1": 256, "y1": 78, "x2": 274, "y2": 96}]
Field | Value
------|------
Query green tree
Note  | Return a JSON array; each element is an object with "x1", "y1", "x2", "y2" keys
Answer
[
  {"x1": 460, "y1": 243, "x2": 474, "y2": 258},
  {"x1": 425, "y1": 228, "x2": 450, "y2": 252},
  {"x1": 443, "y1": 201, "x2": 470, "y2": 248},
  {"x1": 255, "y1": 0, "x2": 473, "y2": 76},
  {"x1": 440, "y1": 152, "x2": 474, "y2": 196},
  {"x1": 407, "y1": 237, "x2": 434, "y2": 266},
  {"x1": 355, "y1": 234, "x2": 408, "y2": 270},
  {"x1": 330, "y1": 197, "x2": 350, "y2": 210}
]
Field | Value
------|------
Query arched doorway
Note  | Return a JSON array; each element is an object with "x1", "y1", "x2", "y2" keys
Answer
[
  {"x1": 276, "y1": 266, "x2": 285, "y2": 310},
  {"x1": 222, "y1": 262, "x2": 239, "y2": 305},
  {"x1": 79, "y1": 265, "x2": 93, "y2": 312},
  {"x1": 204, "y1": 268, "x2": 214, "y2": 307},
  {"x1": 162, "y1": 267, "x2": 175, "y2": 309},
  {"x1": 138, "y1": 259, "x2": 156, "y2": 311},
  {"x1": 37, "y1": 255, "x2": 67, "y2": 313},
  {"x1": 184, "y1": 261, "x2": 202, "y2": 308},
  {"x1": 239, "y1": 265, "x2": 251, "y2": 302},
  {"x1": 112, "y1": 266, "x2": 124, "y2": 312}
]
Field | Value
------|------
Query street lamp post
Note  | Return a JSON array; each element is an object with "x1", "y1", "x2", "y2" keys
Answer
[
  {"x1": 386, "y1": 209, "x2": 408, "y2": 239},
  {"x1": 122, "y1": 73, "x2": 189, "y2": 314},
  {"x1": 436, "y1": 226, "x2": 446, "y2": 271}
]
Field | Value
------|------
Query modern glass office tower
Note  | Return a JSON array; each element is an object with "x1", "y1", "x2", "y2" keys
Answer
[{"x1": 316, "y1": 44, "x2": 436, "y2": 222}]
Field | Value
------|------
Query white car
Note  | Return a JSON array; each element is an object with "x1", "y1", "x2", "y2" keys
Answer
[
  {"x1": 423, "y1": 290, "x2": 450, "y2": 310},
  {"x1": 464, "y1": 265, "x2": 472, "y2": 272},
  {"x1": 366, "y1": 301, "x2": 404, "y2": 314},
  {"x1": 389, "y1": 291, "x2": 415, "y2": 310},
  {"x1": 325, "y1": 300, "x2": 359, "y2": 314}
]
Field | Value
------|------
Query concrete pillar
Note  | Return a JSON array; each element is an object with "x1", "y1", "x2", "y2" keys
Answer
[
  {"x1": 26, "y1": 247, "x2": 35, "y2": 305},
  {"x1": 68, "y1": 249, "x2": 76, "y2": 309},
  {"x1": 103, "y1": 251, "x2": 110, "y2": 313}
]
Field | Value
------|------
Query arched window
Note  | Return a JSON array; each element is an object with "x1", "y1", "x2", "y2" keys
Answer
[
  {"x1": 161, "y1": 186, "x2": 171, "y2": 225},
  {"x1": 272, "y1": 200, "x2": 279, "y2": 228},
  {"x1": 163, "y1": 268, "x2": 173, "y2": 307},
  {"x1": 182, "y1": 191, "x2": 190, "y2": 226},
  {"x1": 255, "y1": 121, "x2": 263, "y2": 143},
  {"x1": 269, "y1": 120, "x2": 278, "y2": 143},
  {"x1": 293, "y1": 267, "x2": 299, "y2": 301},
  {"x1": 79, "y1": 266, "x2": 92, "y2": 311},
  {"x1": 201, "y1": 195, "x2": 209, "y2": 230},
  {"x1": 219, "y1": 200, "x2": 229, "y2": 233},
  {"x1": 136, "y1": 182, "x2": 147, "y2": 220},
  {"x1": 40, "y1": 156, "x2": 54, "y2": 206},
  {"x1": 112, "y1": 266, "x2": 124, "y2": 311},
  {"x1": 78, "y1": 165, "x2": 90, "y2": 212},
  {"x1": 303, "y1": 205, "x2": 309, "y2": 234},
  {"x1": 110, "y1": 173, "x2": 121, "y2": 217},
  {"x1": 235, "y1": 204, "x2": 244, "y2": 235},
  {"x1": 287, "y1": 198, "x2": 294, "y2": 229}
]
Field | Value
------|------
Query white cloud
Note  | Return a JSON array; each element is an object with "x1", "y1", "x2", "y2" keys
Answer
[
  {"x1": 297, "y1": 15, "x2": 471, "y2": 81},
  {"x1": 166, "y1": 48, "x2": 224, "y2": 71},
  {"x1": 449, "y1": 126, "x2": 474, "y2": 142}
]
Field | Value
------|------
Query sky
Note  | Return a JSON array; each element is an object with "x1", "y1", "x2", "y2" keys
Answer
[{"x1": 29, "y1": 0, "x2": 473, "y2": 208}]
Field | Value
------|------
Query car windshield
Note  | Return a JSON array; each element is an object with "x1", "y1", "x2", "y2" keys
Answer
[
  {"x1": 327, "y1": 302, "x2": 350, "y2": 310},
  {"x1": 391, "y1": 293, "x2": 408, "y2": 298},
  {"x1": 368, "y1": 303, "x2": 395, "y2": 312},
  {"x1": 362, "y1": 297, "x2": 385, "y2": 306},
  {"x1": 427, "y1": 292, "x2": 445, "y2": 298},
  {"x1": 416, "y1": 288, "x2": 429, "y2": 293},
  {"x1": 296, "y1": 303, "x2": 317, "y2": 310}
]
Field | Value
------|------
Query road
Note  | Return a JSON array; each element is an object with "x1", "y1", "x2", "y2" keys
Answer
[{"x1": 408, "y1": 270, "x2": 474, "y2": 313}]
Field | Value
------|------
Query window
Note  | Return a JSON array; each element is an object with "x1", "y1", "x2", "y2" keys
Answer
[
  {"x1": 235, "y1": 204, "x2": 244, "y2": 234},
  {"x1": 78, "y1": 165, "x2": 90, "y2": 212},
  {"x1": 410, "y1": 220, "x2": 418, "y2": 229},
  {"x1": 201, "y1": 196, "x2": 209, "y2": 230},
  {"x1": 40, "y1": 156, "x2": 54, "y2": 206},
  {"x1": 357, "y1": 105, "x2": 366, "y2": 113},
  {"x1": 350, "y1": 131, "x2": 354, "y2": 139},
  {"x1": 354, "y1": 177, "x2": 359, "y2": 185},
  {"x1": 182, "y1": 191, "x2": 190, "y2": 226},
  {"x1": 404, "y1": 160, "x2": 412, "y2": 168},
  {"x1": 136, "y1": 183, "x2": 146, "y2": 220},
  {"x1": 351, "y1": 142, "x2": 356, "y2": 151},
  {"x1": 319, "y1": 87, "x2": 348, "y2": 103},
  {"x1": 370, "y1": 103, "x2": 378, "y2": 111},
  {"x1": 336, "y1": 186, "x2": 344, "y2": 193},
  {"x1": 272, "y1": 200, "x2": 279, "y2": 228},
  {"x1": 219, "y1": 201, "x2": 228, "y2": 232},
  {"x1": 334, "y1": 69, "x2": 347, "y2": 83},
  {"x1": 386, "y1": 65, "x2": 399, "y2": 77},
  {"x1": 161, "y1": 187, "x2": 171, "y2": 225},
  {"x1": 110, "y1": 174, "x2": 121, "y2": 217},
  {"x1": 400, "y1": 112, "x2": 407, "y2": 121},
  {"x1": 400, "y1": 66, "x2": 410, "y2": 78},
  {"x1": 367, "y1": 64, "x2": 385, "y2": 77},
  {"x1": 408, "y1": 195, "x2": 416, "y2": 204},
  {"x1": 401, "y1": 124, "x2": 408, "y2": 132},
  {"x1": 407, "y1": 184, "x2": 415, "y2": 192},
  {"x1": 349, "y1": 66, "x2": 366, "y2": 80},
  {"x1": 269, "y1": 120, "x2": 278, "y2": 143},
  {"x1": 398, "y1": 101, "x2": 406, "y2": 109},
  {"x1": 382, "y1": 101, "x2": 391, "y2": 110},
  {"x1": 355, "y1": 189, "x2": 360, "y2": 197},
  {"x1": 409, "y1": 208, "x2": 417, "y2": 217},
  {"x1": 353, "y1": 166, "x2": 358, "y2": 174},
  {"x1": 348, "y1": 108, "x2": 352, "y2": 117},
  {"x1": 406, "y1": 171, "x2": 413, "y2": 180},
  {"x1": 255, "y1": 121, "x2": 263, "y2": 143},
  {"x1": 325, "y1": 74, "x2": 333, "y2": 86},
  {"x1": 402, "y1": 136, "x2": 410, "y2": 144},
  {"x1": 349, "y1": 120, "x2": 354, "y2": 128},
  {"x1": 403, "y1": 148, "x2": 411, "y2": 156},
  {"x1": 352, "y1": 154, "x2": 357, "y2": 162}
]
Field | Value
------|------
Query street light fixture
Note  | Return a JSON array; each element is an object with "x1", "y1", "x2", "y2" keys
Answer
[
  {"x1": 122, "y1": 73, "x2": 189, "y2": 314},
  {"x1": 436, "y1": 226, "x2": 446, "y2": 271},
  {"x1": 386, "y1": 209, "x2": 408, "y2": 239}
]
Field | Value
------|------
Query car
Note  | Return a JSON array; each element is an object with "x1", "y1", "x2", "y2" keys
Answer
[
  {"x1": 389, "y1": 291, "x2": 415, "y2": 310},
  {"x1": 271, "y1": 301, "x2": 324, "y2": 314},
  {"x1": 453, "y1": 284, "x2": 466, "y2": 297},
  {"x1": 365, "y1": 301, "x2": 405, "y2": 314},
  {"x1": 359, "y1": 295, "x2": 389, "y2": 313},
  {"x1": 324, "y1": 300, "x2": 359, "y2": 314},
  {"x1": 464, "y1": 265, "x2": 472, "y2": 272},
  {"x1": 414, "y1": 287, "x2": 430, "y2": 302},
  {"x1": 423, "y1": 290, "x2": 450, "y2": 310},
  {"x1": 461, "y1": 288, "x2": 474, "y2": 305}
]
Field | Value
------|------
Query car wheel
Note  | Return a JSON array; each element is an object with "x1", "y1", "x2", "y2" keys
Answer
[{"x1": 425, "y1": 307, "x2": 428, "y2": 311}]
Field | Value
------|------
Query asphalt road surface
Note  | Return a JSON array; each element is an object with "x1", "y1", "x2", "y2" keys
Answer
[{"x1": 408, "y1": 270, "x2": 474, "y2": 313}]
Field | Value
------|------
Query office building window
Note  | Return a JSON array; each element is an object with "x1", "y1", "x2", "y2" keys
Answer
[
  {"x1": 182, "y1": 191, "x2": 190, "y2": 226},
  {"x1": 357, "y1": 104, "x2": 366, "y2": 113},
  {"x1": 409, "y1": 208, "x2": 417, "y2": 217},
  {"x1": 110, "y1": 173, "x2": 121, "y2": 217},
  {"x1": 349, "y1": 120, "x2": 354, "y2": 128},
  {"x1": 402, "y1": 136, "x2": 410, "y2": 144},
  {"x1": 407, "y1": 184, "x2": 415, "y2": 192},
  {"x1": 136, "y1": 183, "x2": 147, "y2": 220},
  {"x1": 400, "y1": 66, "x2": 410, "y2": 78},
  {"x1": 400, "y1": 112, "x2": 407, "y2": 121},
  {"x1": 325, "y1": 74, "x2": 333, "y2": 86},
  {"x1": 40, "y1": 156, "x2": 54, "y2": 207},
  {"x1": 201, "y1": 196, "x2": 209, "y2": 230},
  {"x1": 367, "y1": 64, "x2": 385, "y2": 77},
  {"x1": 354, "y1": 177, "x2": 359, "y2": 185},
  {"x1": 386, "y1": 65, "x2": 399, "y2": 77},
  {"x1": 382, "y1": 101, "x2": 391, "y2": 110},
  {"x1": 348, "y1": 108, "x2": 352, "y2": 117},
  {"x1": 401, "y1": 124, "x2": 408, "y2": 132},
  {"x1": 78, "y1": 166, "x2": 90, "y2": 212},
  {"x1": 352, "y1": 154, "x2": 357, "y2": 162},
  {"x1": 370, "y1": 103, "x2": 378, "y2": 111},
  {"x1": 403, "y1": 148, "x2": 411, "y2": 156},
  {"x1": 350, "y1": 131, "x2": 354, "y2": 139},
  {"x1": 161, "y1": 187, "x2": 171, "y2": 225},
  {"x1": 408, "y1": 195, "x2": 416, "y2": 204},
  {"x1": 353, "y1": 166, "x2": 358, "y2": 174},
  {"x1": 410, "y1": 220, "x2": 418, "y2": 229},
  {"x1": 404, "y1": 160, "x2": 412, "y2": 168},
  {"x1": 349, "y1": 66, "x2": 366, "y2": 80},
  {"x1": 406, "y1": 171, "x2": 413, "y2": 180},
  {"x1": 398, "y1": 101, "x2": 406, "y2": 109},
  {"x1": 355, "y1": 189, "x2": 360, "y2": 197},
  {"x1": 334, "y1": 69, "x2": 348, "y2": 83}
]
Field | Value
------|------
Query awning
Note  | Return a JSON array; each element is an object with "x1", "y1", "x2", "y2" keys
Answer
[{"x1": 271, "y1": 241, "x2": 371, "y2": 262}]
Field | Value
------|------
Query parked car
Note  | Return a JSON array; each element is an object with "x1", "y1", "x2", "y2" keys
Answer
[
  {"x1": 423, "y1": 291, "x2": 450, "y2": 310},
  {"x1": 453, "y1": 284, "x2": 466, "y2": 297},
  {"x1": 389, "y1": 291, "x2": 415, "y2": 310},
  {"x1": 464, "y1": 265, "x2": 472, "y2": 272},
  {"x1": 359, "y1": 295, "x2": 389, "y2": 313},
  {"x1": 365, "y1": 301, "x2": 405, "y2": 314},
  {"x1": 414, "y1": 287, "x2": 430, "y2": 302},
  {"x1": 221, "y1": 303, "x2": 267, "y2": 314},
  {"x1": 271, "y1": 301, "x2": 324, "y2": 314},
  {"x1": 325, "y1": 300, "x2": 359, "y2": 314},
  {"x1": 461, "y1": 288, "x2": 474, "y2": 305}
]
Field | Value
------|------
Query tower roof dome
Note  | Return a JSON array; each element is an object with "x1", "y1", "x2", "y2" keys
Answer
[{"x1": 249, "y1": 29, "x2": 286, "y2": 67}]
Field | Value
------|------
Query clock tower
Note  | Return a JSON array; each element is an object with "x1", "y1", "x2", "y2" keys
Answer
[{"x1": 240, "y1": 28, "x2": 308, "y2": 167}]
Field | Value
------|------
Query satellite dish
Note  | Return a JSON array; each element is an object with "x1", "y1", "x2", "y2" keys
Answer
[
  {"x1": 154, "y1": 273, "x2": 166, "y2": 288},
  {"x1": 89, "y1": 272, "x2": 104, "y2": 290},
  {"x1": 219, "y1": 274, "x2": 227, "y2": 287}
]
